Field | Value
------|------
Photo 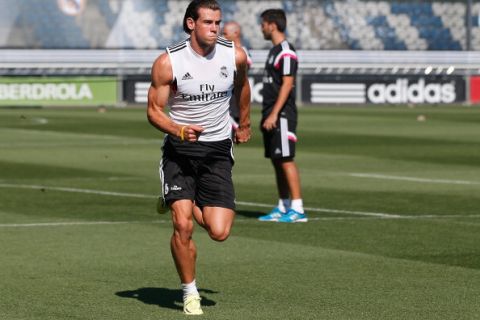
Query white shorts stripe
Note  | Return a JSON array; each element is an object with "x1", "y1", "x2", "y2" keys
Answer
[
  {"x1": 159, "y1": 158, "x2": 165, "y2": 199},
  {"x1": 158, "y1": 136, "x2": 167, "y2": 200},
  {"x1": 280, "y1": 118, "x2": 290, "y2": 157}
]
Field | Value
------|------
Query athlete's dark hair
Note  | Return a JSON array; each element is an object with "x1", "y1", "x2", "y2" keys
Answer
[
  {"x1": 183, "y1": 0, "x2": 221, "y2": 34},
  {"x1": 260, "y1": 9, "x2": 287, "y2": 32}
]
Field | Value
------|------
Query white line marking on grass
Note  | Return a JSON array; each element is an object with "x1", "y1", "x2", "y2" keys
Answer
[
  {"x1": 107, "y1": 177, "x2": 145, "y2": 181},
  {"x1": 400, "y1": 214, "x2": 480, "y2": 219},
  {"x1": 0, "y1": 128, "x2": 153, "y2": 142},
  {"x1": 31, "y1": 117, "x2": 49, "y2": 125},
  {"x1": 236, "y1": 201, "x2": 401, "y2": 218},
  {"x1": 0, "y1": 141, "x2": 158, "y2": 148},
  {"x1": 295, "y1": 214, "x2": 480, "y2": 222},
  {"x1": 0, "y1": 220, "x2": 167, "y2": 228},
  {"x1": 349, "y1": 173, "x2": 480, "y2": 186},
  {"x1": 2, "y1": 214, "x2": 480, "y2": 228},
  {"x1": 0, "y1": 183, "x2": 477, "y2": 221},
  {"x1": 0, "y1": 183, "x2": 155, "y2": 199}
]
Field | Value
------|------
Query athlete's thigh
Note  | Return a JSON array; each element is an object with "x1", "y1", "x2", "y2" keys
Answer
[
  {"x1": 195, "y1": 158, "x2": 235, "y2": 210},
  {"x1": 161, "y1": 155, "x2": 196, "y2": 205}
]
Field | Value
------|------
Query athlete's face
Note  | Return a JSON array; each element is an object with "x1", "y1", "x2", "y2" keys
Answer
[
  {"x1": 261, "y1": 20, "x2": 273, "y2": 40},
  {"x1": 190, "y1": 8, "x2": 221, "y2": 47}
]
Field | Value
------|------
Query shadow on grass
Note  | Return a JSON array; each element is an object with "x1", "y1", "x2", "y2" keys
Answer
[
  {"x1": 235, "y1": 209, "x2": 265, "y2": 219},
  {"x1": 115, "y1": 287, "x2": 218, "y2": 311}
]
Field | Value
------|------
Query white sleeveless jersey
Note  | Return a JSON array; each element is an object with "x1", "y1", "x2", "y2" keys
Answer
[{"x1": 166, "y1": 37, "x2": 236, "y2": 142}]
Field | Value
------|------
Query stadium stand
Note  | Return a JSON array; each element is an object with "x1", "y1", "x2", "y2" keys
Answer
[
  {"x1": 390, "y1": 1, "x2": 461, "y2": 50},
  {"x1": 97, "y1": 0, "x2": 120, "y2": 29},
  {"x1": 472, "y1": 2, "x2": 480, "y2": 50},
  {"x1": 76, "y1": 0, "x2": 112, "y2": 48},
  {"x1": 231, "y1": 0, "x2": 284, "y2": 49},
  {"x1": 0, "y1": 0, "x2": 477, "y2": 51},
  {"x1": 15, "y1": 0, "x2": 90, "y2": 48},
  {"x1": 328, "y1": 0, "x2": 385, "y2": 50},
  {"x1": 1, "y1": 0, "x2": 480, "y2": 107},
  {"x1": 0, "y1": 2, "x2": 28, "y2": 47},
  {"x1": 298, "y1": 1, "x2": 347, "y2": 49},
  {"x1": 160, "y1": 0, "x2": 190, "y2": 45},
  {"x1": 0, "y1": 0, "x2": 480, "y2": 79},
  {"x1": 432, "y1": 1, "x2": 466, "y2": 49},
  {"x1": 105, "y1": 0, "x2": 160, "y2": 48}
]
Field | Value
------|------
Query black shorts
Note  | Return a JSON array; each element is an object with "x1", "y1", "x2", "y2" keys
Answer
[
  {"x1": 159, "y1": 137, "x2": 235, "y2": 210},
  {"x1": 261, "y1": 116, "x2": 297, "y2": 159}
]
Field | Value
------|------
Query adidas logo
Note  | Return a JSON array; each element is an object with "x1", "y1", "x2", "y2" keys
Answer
[
  {"x1": 182, "y1": 72, "x2": 193, "y2": 80},
  {"x1": 274, "y1": 148, "x2": 282, "y2": 154}
]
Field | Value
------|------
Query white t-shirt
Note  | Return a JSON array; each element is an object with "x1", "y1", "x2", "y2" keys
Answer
[{"x1": 166, "y1": 37, "x2": 236, "y2": 142}]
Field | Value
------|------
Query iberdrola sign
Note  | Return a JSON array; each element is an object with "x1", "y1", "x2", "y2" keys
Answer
[{"x1": 0, "y1": 77, "x2": 117, "y2": 106}]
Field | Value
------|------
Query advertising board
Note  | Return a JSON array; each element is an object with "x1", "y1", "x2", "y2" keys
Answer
[
  {"x1": 470, "y1": 76, "x2": 480, "y2": 104},
  {"x1": 0, "y1": 77, "x2": 117, "y2": 106},
  {"x1": 123, "y1": 74, "x2": 467, "y2": 106},
  {"x1": 302, "y1": 75, "x2": 466, "y2": 105},
  {"x1": 123, "y1": 75, "x2": 264, "y2": 104}
]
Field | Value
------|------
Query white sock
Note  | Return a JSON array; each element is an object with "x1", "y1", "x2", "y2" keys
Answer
[
  {"x1": 182, "y1": 279, "x2": 199, "y2": 300},
  {"x1": 291, "y1": 199, "x2": 304, "y2": 214},
  {"x1": 277, "y1": 199, "x2": 290, "y2": 213}
]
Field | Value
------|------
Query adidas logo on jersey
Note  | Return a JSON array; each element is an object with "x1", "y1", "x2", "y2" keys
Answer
[{"x1": 182, "y1": 72, "x2": 193, "y2": 80}]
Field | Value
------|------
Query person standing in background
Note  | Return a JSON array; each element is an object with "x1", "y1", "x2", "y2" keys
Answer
[
  {"x1": 257, "y1": 9, "x2": 307, "y2": 223},
  {"x1": 222, "y1": 21, "x2": 252, "y2": 131}
]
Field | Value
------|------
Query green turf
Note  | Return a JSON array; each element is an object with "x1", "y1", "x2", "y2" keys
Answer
[{"x1": 1, "y1": 106, "x2": 480, "y2": 319}]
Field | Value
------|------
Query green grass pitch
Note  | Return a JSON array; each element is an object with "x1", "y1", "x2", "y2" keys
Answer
[{"x1": 1, "y1": 105, "x2": 480, "y2": 319}]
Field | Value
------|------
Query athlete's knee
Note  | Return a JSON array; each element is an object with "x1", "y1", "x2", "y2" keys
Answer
[
  {"x1": 202, "y1": 208, "x2": 234, "y2": 242},
  {"x1": 173, "y1": 218, "x2": 194, "y2": 242},
  {"x1": 208, "y1": 226, "x2": 231, "y2": 242},
  {"x1": 209, "y1": 231, "x2": 230, "y2": 242}
]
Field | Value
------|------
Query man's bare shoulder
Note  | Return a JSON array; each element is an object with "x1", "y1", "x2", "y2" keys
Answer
[
  {"x1": 234, "y1": 46, "x2": 247, "y2": 67},
  {"x1": 152, "y1": 52, "x2": 171, "y2": 72},
  {"x1": 151, "y1": 52, "x2": 173, "y2": 85}
]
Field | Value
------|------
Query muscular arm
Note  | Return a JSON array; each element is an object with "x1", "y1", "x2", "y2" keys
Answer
[
  {"x1": 147, "y1": 53, "x2": 203, "y2": 141},
  {"x1": 233, "y1": 46, "x2": 251, "y2": 144},
  {"x1": 262, "y1": 75, "x2": 294, "y2": 131}
]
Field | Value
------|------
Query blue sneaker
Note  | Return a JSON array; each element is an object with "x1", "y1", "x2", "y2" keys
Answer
[
  {"x1": 258, "y1": 207, "x2": 285, "y2": 222},
  {"x1": 277, "y1": 209, "x2": 308, "y2": 223}
]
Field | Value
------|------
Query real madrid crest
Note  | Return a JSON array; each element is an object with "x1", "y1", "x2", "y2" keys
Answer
[
  {"x1": 220, "y1": 66, "x2": 228, "y2": 78},
  {"x1": 164, "y1": 183, "x2": 169, "y2": 195}
]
